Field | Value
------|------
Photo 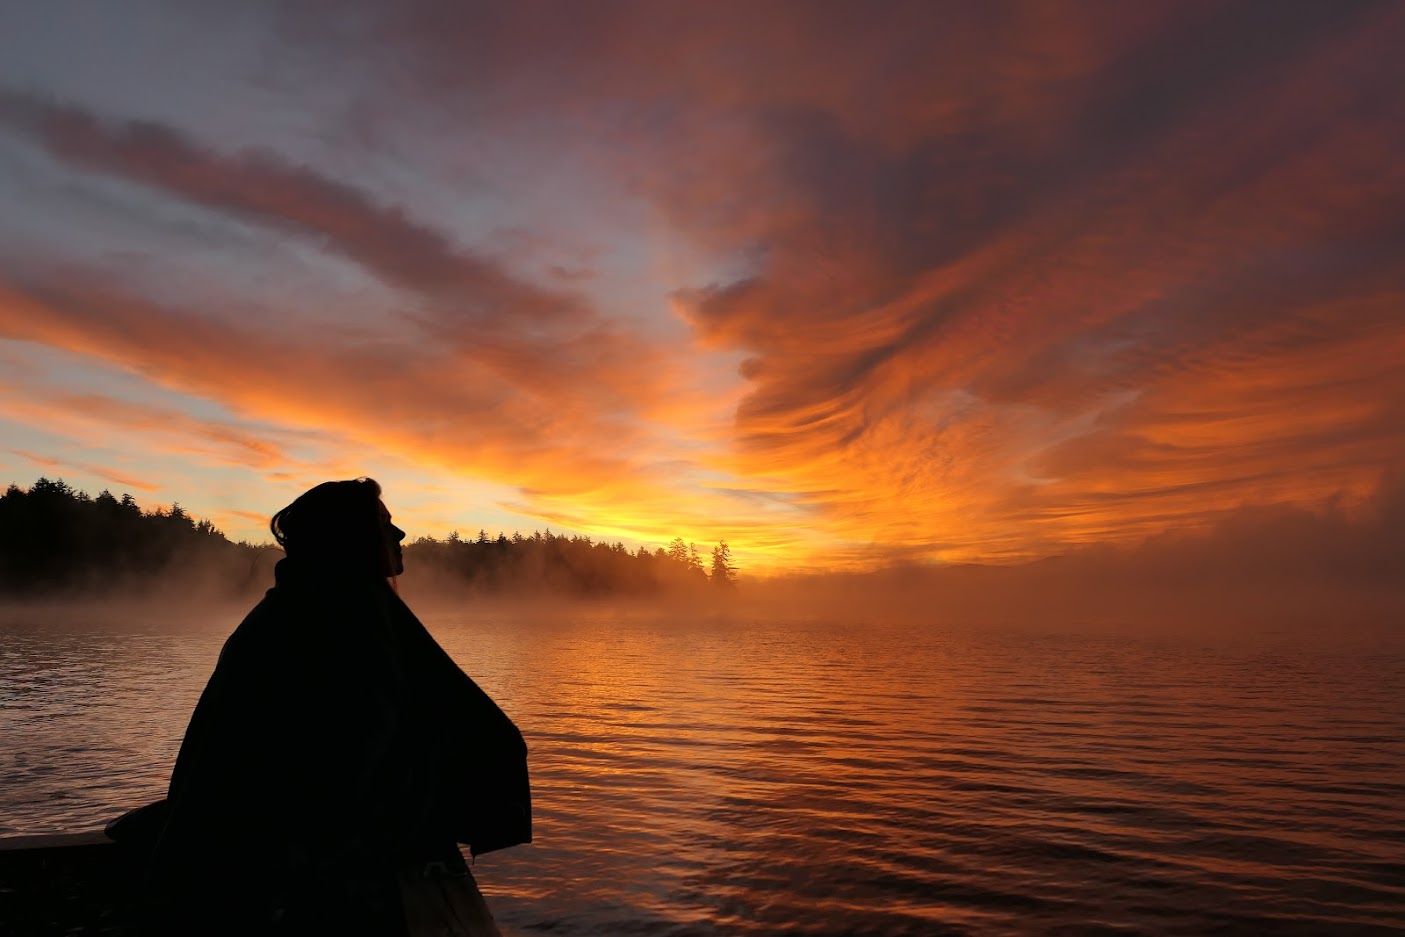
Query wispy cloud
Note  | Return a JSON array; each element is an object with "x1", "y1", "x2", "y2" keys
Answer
[
  {"x1": 0, "y1": 270, "x2": 785, "y2": 554},
  {"x1": 11, "y1": 448, "x2": 160, "y2": 492},
  {"x1": 0, "y1": 2, "x2": 1402, "y2": 567}
]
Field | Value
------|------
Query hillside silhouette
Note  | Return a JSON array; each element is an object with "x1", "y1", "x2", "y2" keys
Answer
[{"x1": 0, "y1": 478, "x2": 738, "y2": 597}]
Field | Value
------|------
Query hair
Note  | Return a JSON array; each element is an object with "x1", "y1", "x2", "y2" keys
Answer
[{"x1": 270, "y1": 477, "x2": 389, "y2": 573}]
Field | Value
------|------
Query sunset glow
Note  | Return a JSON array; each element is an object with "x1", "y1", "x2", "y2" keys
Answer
[{"x1": 1, "y1": 2, "x2": 1403, "y2": 571}]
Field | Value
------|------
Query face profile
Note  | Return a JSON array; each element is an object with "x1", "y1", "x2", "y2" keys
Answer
[
  {"x1": 379, "y1": 499, "x2": 407, "y2": 577},
  {"x1": 269, "y1": 477, "x2": 406, "y2": 579}
]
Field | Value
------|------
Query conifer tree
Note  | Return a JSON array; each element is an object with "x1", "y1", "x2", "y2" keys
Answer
[
  {"x1": 667, "y1": 537, "x2": 689, "y2": 564},
  {"x1": 710, "y1": 540, "x2": 737, "y2": 587}
]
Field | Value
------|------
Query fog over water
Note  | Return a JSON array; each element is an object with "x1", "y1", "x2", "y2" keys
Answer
[
  {"x1": 4, "y1": 599, "x2": 1405, "y2": 935},
  {"x1": 4, "y1": 486, "x2": 1405, "y2": 934}
]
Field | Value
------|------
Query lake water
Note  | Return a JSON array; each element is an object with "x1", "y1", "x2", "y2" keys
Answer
[{"x1": 3, "y1": 605, "x2": 1404, "y2": 935}]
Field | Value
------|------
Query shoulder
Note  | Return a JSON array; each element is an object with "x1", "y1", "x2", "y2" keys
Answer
[
  {"x1": 227, "y1": 586, "x2": 392, "y2": 672},
  {"x1": 216, "y1": 592, "x2": 310, "y2": 670}
]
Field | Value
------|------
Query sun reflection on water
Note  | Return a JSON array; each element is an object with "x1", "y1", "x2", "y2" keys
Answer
[{"x1": 3, "y1": 613, "x2": 1403, "y2": 935}]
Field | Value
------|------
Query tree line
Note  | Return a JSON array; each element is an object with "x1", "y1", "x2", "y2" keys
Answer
[
  {"x1": 406, "y1": 529, "x2": 737, "y2": 594},
  {"x1": 0, "y1": 478, "x2": 738, "y2": 597},
  {"x1": 0, "y1": 477, "x2": 262, "y2": 596}
]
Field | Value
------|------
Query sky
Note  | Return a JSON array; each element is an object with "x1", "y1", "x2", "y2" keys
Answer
[{"x1": 0, "y1": 0, "x2": 1403, "y2": 572}]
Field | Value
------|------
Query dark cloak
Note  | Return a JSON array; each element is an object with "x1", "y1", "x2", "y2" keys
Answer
[{"x1": 126, "y1": 559, "x2": 529, "y2": 929}]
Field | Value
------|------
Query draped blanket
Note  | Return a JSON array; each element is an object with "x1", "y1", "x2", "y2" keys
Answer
[{"x1": 132, "y1": 560, "x2": 529, "y2": 926}]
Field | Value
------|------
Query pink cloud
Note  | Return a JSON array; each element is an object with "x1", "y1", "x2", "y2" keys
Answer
[{"x1": 10, "y1": 449, "x2": 160, "y2": 492}]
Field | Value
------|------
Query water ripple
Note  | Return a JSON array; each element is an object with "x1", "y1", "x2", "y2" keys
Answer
[{"x1": 2, "y1": 617, "x2": 1403, "y2": 935}]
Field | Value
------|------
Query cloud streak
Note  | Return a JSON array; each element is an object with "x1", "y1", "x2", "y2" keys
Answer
[
  {"x1": 10, "y1": 449, "x2": 160, "y2": 493},
  {"x1": 0, "y1": 268, "x2": 788, "y2": 554}
]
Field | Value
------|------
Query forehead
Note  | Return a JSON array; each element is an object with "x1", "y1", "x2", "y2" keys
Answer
[{"x1": 377, "y1": 499, "x2": 391, "y2": 520}]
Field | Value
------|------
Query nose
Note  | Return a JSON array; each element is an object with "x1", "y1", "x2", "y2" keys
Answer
[{"x1": 392, "y1": 524, "x2": 406, "y2": 544}]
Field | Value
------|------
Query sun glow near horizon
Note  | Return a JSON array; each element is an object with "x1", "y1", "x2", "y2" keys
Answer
[{"x1": 1, "y1": 3, "x2": 1403, "y2": 573}]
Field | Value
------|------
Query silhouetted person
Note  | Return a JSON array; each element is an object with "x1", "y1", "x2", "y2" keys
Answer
[{"x1": 110, "y1": 478, "x2": 529, "y2": 935}]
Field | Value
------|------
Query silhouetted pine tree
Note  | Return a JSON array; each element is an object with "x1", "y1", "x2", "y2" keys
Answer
[
  {"x1": 401, "y1": 527, "x2": 733, "y2": 594},
  {"x1": 710, "y1": 541, "x2": 737, "y2": 587}
]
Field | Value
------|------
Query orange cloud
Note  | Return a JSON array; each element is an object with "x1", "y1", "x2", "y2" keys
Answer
[
  {"x1": 0, "y1": 377, "x2": 307, "y2": 473},
  {"x1": 10, "y1": 449, "x2": 160, "y2": 492},
  {"x1": 223, "y1": 508, "x2": 270, "y2": 523},
  {"x1": 650, "y1": 2, "x2": 1405, "y2": 561},
  {"x1": 0, "y1": 275, "x2": 797, "y2": 561},
  {"x1": 3, "y1": 3, "x2": 1404, "y2": 569}
]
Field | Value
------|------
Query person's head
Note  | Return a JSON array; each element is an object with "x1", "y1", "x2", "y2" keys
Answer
[{"x1": 270, "y1": 477, "x2": 406, "y2": 577}]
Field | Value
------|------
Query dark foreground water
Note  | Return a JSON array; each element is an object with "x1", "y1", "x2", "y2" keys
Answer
[{"x1": 3, "y1": 607, "x2": 1404, "y2": 936}]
